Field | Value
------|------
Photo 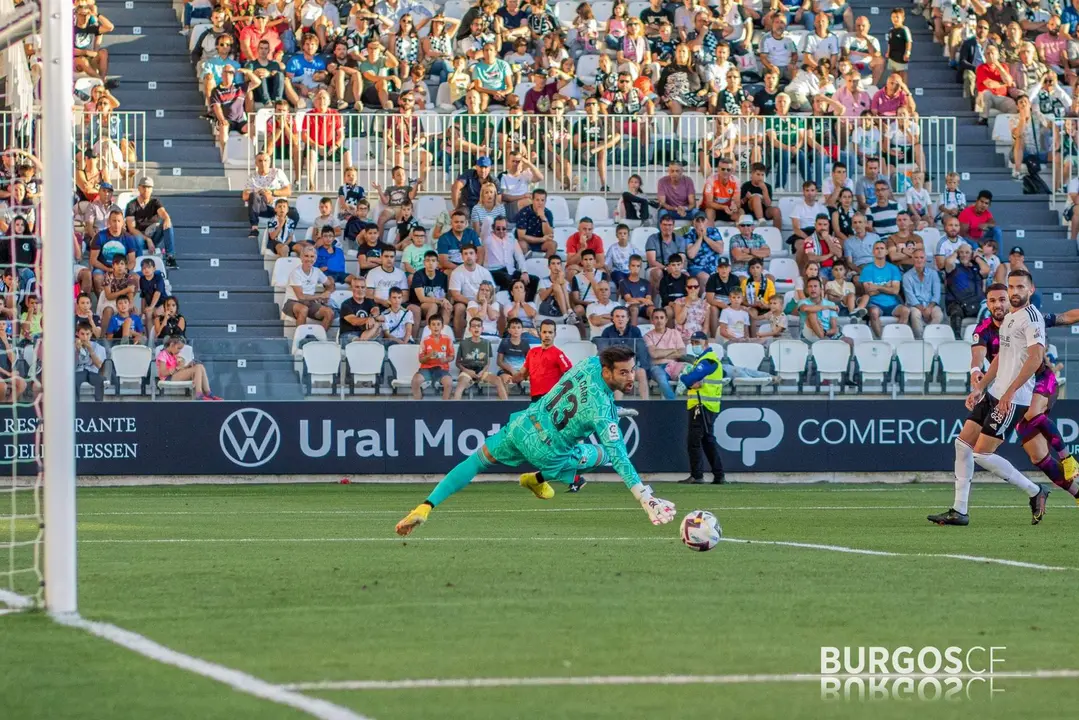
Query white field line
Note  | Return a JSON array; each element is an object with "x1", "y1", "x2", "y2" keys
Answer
[
  {"x1": 78, "y1": 504, "x2": 1056, "y2": 517},
  {"x1": 76, "y1": 536, "x2": 1075, "y2": 571},
  {"x1": 1, "y1": 585, "x2": 369, "y2": 720},
  {"x1": 282, "y1": 669, "x2": 1079, "y2": 692}
]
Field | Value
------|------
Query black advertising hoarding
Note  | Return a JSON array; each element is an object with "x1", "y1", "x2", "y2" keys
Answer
[{"x1": 5, "y1": 400, "x2": 1079, "y2": 477}]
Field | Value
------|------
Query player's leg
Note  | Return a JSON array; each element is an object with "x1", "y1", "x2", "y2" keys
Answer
[
  {"x1": 972, "y1": 406, "x2": 1050, "y2": 524},
  {"x1": 1029, "y1": 373, "x2": 1079, "y2": 484},
  {"x1": 395, "y1": 427, "x2": 525, "y2": 535},
  {"x1": 928, "y1": 419, "x2": 979, "y2": 525},
  {"x1": 1018, "y1": 399, "x2": 1079, "y2": 501}
]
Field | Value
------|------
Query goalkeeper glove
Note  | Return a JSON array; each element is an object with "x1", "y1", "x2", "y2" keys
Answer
[
  {"x1": 616, "y1": 406, "x2": 639, "y2": 418},
  {"x1": 630, "y1": 483, "x2": 676, "y2": 526},
  {"x1": 1045, "y1": 312, "x2": 1057, "y2": 329}
]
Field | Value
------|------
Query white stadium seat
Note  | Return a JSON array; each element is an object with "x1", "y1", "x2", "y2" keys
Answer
[
  {"x1": 523, "y1": 257, "x2": 550, "y2": 278},
  {"x1": 881, "y1": 323, "x2": 916, "y2": 352},
  {"x1": 810, "y1": 339, "x2": 851, "y2": 389},
  {"x1": 936, "y1": 341, "x2": 973, "y2": 394},
  {"x1": 853, "y1": 341, "x2": 894, "y2": 391},
  {"x1": 725, "y1": 343, "x2": 771, "y2": 389},
  {"x1": 921, "y1": 323, "x2": 956, "y2": 352},
  {"x1": 554, "y1": 226, "x2": 575, "y2": 255},
  {"x1": 295, "y1": 194, "x2": 322, "y2": 227},
  {"x1": 110, "y1": 345, "x2": 151, "y2": 395},
  {"x1": 769, "y1": 338, "x2": 809, "y2": 389},
  {"x1": 768, "y1": 258, "x2": 800, "y2": 293},
  {"x1": 414, "y1": 195, "x2": 449, "y2": 226},
  {"x1": 546, "y1": 195, "x2": 574, "y2": 227},
  {"x1": 576, "y1": 54, "x2": 602, "y2": 85},
  {"x1": 841, "y1": 323, "x2": 874, "y2": 345},
  {"x1": 630, "y1": 227, "x2": 653, "y2": 255},
  {"x1": 555, "y1": 324, "x2": 582, "y2": 346},
  {"x1": 302, "y1": 341, "x2": 342, "y2": 393},
  {"x1": 389, "y1": 344, "x2": 422, "y2": 393},
  {"x1": 895, "y1": 340, "x2": 936, "y2": 393},
  {"x1": 344, "y1": 341, "x2": 386, "y2": 392},
  {"x1": 576, "y1": 195, "x2": 614, "y2": 226},
  {"x1": 593, "y1": 226, "x2": 618, "y2": 252},
  {"x1": 561, "y1": 340, "x2": 597, "y2": 365}
]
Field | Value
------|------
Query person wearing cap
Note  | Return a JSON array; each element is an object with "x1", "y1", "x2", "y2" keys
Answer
[
  {"x1": 523, "y1": 67, "x2": 559, "y2": 114},
  {"x1": 683, "y1": 212, "x2": 725, "y2": 286},
  {"x1": 676, "y1": 331, "x2": 725, "y2": 485},
  {"x1": 728, "y1": 214, "x2": 771, "y2": 276},
  {"x1": 992, "y1": 245, "x2": 1042, "y2": 308},
  {"x1": 74, "y1": 181, "x2": 120, "y2": 239},
  {"x1": 124, "y1": 177, "x2": 178, "y2": 269},
  {"x1": 451, "y1": 155, "x2": 494, "y2": 212}
]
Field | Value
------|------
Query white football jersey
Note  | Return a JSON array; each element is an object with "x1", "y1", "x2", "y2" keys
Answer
[{"x1": 990, "y1": 304, "x2": 1045, "y2": 406}]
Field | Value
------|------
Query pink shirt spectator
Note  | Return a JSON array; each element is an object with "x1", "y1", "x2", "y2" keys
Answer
[
  {"x1": 644, "y1": 327, "x2": 686, "y2": 379},
  {"x1": 1034, "y1": 33, "x2": 1068, "y2": 68},
  {"x1": 657, "y1": 174, "x2": 696, "y2": 209},
  {"x1": 870, "y1": 88, "x2": 908, "y2": 117},
  {"x1": 835, "y1": 86, "x2": 872, "y2": 117},
  {"x1": 156, "y1": 349, "x2": 177, "y2": 380}
]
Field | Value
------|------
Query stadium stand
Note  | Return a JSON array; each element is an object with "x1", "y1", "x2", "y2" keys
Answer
[{"x1": 51, "y1": 0, "x2": 1078, "y2": 400}]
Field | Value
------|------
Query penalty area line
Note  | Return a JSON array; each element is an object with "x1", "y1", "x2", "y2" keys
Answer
[
  {"x1": 282, "y1": 669, "x2": 1079, "y2": 692},
  {"x1": 0, "y1": 587, "x2": 369, "y2": 720}
]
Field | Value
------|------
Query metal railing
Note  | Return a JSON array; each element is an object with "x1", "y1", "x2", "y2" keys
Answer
[
  {"x1": 246, "y1": 111, "x2": 957, "y2": 198},
  {"x1": 0, "y1": 110, "x2": 146, "y2": 194},
  {"x1": 1051, "y1": 119, "x2": 1079, "y2": 213}
]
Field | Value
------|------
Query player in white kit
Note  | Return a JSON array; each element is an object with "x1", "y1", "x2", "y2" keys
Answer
[{"x1": 930, "y1": 269, "x2": 1052, "y2": 526}]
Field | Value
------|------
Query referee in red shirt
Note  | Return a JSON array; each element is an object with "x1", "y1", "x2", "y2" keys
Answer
[{"x1": 523, "y1": 319, "x2": 573, "y2": 402}]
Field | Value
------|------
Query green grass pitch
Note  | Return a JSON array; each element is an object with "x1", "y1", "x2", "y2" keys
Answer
[{"x1": 4, "y1": 482, "x2": 1079, "y2": 719}]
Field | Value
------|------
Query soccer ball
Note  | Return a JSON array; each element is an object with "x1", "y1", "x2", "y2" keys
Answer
[{"x1": 680, "y1": 510, "x2": 722, "y2": 552}]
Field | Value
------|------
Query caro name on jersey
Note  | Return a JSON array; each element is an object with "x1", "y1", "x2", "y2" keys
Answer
[{"x1": 990, "y1": 305, "x2": 1045, "y2": 406}]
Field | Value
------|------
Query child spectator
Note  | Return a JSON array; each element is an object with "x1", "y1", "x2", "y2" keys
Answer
[
  {"x1": 305, "y1": 196, "x2": 343, "y2": 242},
  {"x1": 266, "y1": 198, "x2": 301, "y2": 257},
  {"x1": 718, "y1": 287, "x2": 753, "y2": 342},
  {"x1": 619, "y1": 254, "x2": 653, "y2": 326},
  {"x1": 455, "y1": 317, "x2": 508, "y2": 399},
  {"x1": 885, "y1": 8, "x2": 912, "y2": 83},
  {"x1": 137, "y1": 258, "x2": 168, "y2": 330},
  {"x1": 402, "y1": 226, "x2": 430, "y2": 275},
  {"x1": 616, "y1": 173, "x2": 652, "y2": 227},
  {"x1": 153, "y1": 297, "x2": 186, "y2": 343},
  {"x1": 336, "y1": 166, "x2": 366, "y2": 221},
  {"x1": 936, "y1": 171, "x2": 967, "y2": 225},
  {"x1": 413, "y1": 315, "x2": 453, "y2": 399},
  {"x1": 74, "y1": 321, "x2": 107, "y2": 402},
  {"x1": 98, "y1": 256, "x2": 135, "y2": 332},
  {"x1": 903, "y1": 169, "x2": 933, "y2": 230},
  {"x1": 658, "y1": 252, "x2": 688, "y2": 308},
  {"x1": 315, "y1": 225, "x2": 348, "y2": 283},
  {"x1": 75, "y1": 293, "x2": 102, "y2": 339},
  {"x1": 741, "y1": 258, "x2": 776, "y2": 336},
  {"x1": 757, "y1": 296, "x2": 789, "y2": 341},
  {"x1": 606, "y1": 224, "x2": 634, "y2": 287},
  {"x1": 156, "y1": 337, "x2": 221, "y2": 401},
  {"x1": 740, "y1": 163, "x2": 783, "y2": 229},
  {"x1": 824, "y1": 260, "x2": 866, "y2": 319},
  {"x1": 380, "y1": 287, "x2": 415, "y2": 344},
  {"x1": 344, "y1": 198, "x2": 372, "y2": 245},
  {"x1": 373, "y1": 166, "x2": 419, "y2": 235},
  {"x1": 957, "y1": 190, "x2": 1003, "y2": 246},
  {"x1": 497, "y1": 318, "x2": 532, "y2": 394},
  {"x1": 357, "y1": 225, "x2": 384, "y2": 276},
  {"x1": 570, "y1": 249, "x2": 609, "y2": 315},
  {"x1": 106, "y1": 295, "x2": 144, "y2": 345}
]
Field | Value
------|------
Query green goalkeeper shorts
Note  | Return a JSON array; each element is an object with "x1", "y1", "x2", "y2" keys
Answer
[{"x1": 486, "y1": 425, "x2": 606, "y2": 485}]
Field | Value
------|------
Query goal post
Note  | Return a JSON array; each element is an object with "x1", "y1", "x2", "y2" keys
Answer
[{"x1": 41, "y1": 0, "x2": 77, "y2": 614}]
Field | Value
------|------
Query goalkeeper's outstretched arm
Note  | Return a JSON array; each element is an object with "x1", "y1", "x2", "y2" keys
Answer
[{"x1": 595, "y1": 419, "x2": 676, "y2": 526}]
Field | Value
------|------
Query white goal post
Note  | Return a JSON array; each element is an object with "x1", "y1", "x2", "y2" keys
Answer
[{"x1": 41, "y1": 0, "x2": 78, "y2": 614}]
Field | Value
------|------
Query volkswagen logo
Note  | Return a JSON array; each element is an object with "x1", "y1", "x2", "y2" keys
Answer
[{"x1": 220, "y1": 408, "x2": 281, "y2": 468}]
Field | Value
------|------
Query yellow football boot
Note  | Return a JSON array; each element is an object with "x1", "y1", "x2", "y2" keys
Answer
[
  {"x1": 395, "y1": 503, "x2": 431, "y2": 536},
  {"x1": 519, "y1": 472, "x2": 555, "y2": 500},
  {"x1": 1062, "y1": 455, "x2": 1079, "y2": 482}
]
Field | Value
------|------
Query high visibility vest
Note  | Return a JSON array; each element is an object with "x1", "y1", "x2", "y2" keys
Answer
[{"x1": 685, "y1": 350, "x2": 724, "y2": 413}]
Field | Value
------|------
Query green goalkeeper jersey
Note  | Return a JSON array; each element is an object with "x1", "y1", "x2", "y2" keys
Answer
[{"x1": 504, "y1": 357, "x2": 642, "y2": 489}]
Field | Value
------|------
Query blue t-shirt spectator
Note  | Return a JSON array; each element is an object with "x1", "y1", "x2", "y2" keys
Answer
[
  {"x1": 858, "y1": 260, "x2": 903, "y2": 310},
  {"x1": 284, "y1": 53, "x2": 327, "y2": 85},
  {"x1": 93, "y1": 230, "x2": 140, "y2": 268},
  {"x1": 316, "y1": 243, "x2": 347, "y2": 278},
  {"x1": 107, "y1": 313, "x2": 145, "y2": 336},
  {"x1": 796, "y1": 298, "x2": 839, "y2": 332},
  {"x1": 437, "y1": 228, "x2": 482, "y2": 265},
  {"x1": 514, "y1": 205, "x2": 554, "y2": 248},
  {"x1": 497, "y1": 336, "x2": 532, "y2": 370}
]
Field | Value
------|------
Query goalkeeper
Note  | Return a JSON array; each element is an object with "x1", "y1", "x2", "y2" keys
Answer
[{"x1": 395, "y1": 346, "x2": 676, "y2": 535}]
